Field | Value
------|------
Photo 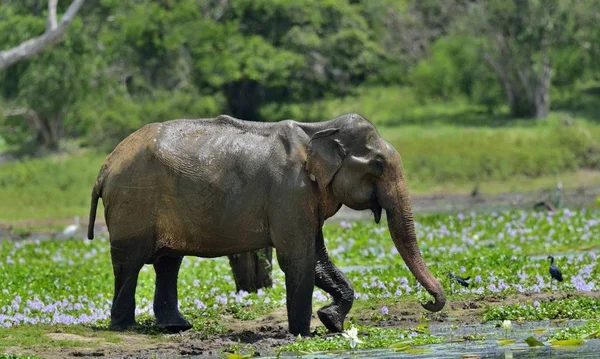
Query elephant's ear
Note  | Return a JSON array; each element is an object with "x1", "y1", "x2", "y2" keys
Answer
[{"x1": 306, "y1": 128, "x2": 345, "y2": 190}]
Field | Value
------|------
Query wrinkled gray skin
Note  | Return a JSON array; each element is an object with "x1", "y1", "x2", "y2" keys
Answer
[{"x1": 87, "y1": 113, "x2": 446, "y2": 335}]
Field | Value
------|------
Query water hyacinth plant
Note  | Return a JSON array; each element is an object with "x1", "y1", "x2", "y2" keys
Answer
[{"x1": 0, "y1": 209, "x2": 598, "y2": 353}]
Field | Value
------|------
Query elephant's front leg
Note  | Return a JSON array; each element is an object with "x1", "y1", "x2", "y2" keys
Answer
[
  {"x1": 274, "y1": 236, "x2": 316, "y2": 336},
  {"x1": 314, "y1": 229, "x2": 354, "y2": 332}
]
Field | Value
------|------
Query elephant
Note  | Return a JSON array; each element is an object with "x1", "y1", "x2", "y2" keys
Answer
[
  {"x1": 227, "y1": 248, "x2": 273, "y2": 293},
  {"x1": 87, "y1": 113, "x2": 446, "y2": 336}
]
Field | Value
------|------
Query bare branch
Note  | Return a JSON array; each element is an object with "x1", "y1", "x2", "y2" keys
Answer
[
  {"x1": 3, "y1": 107, "x2": 38, "y2": 118},
  {"x1": 48, "y1": 0, "x2": 59, "y2": 31},
  {"x1": 0, "y1": 0, "x2": 86, "y2": 71}
]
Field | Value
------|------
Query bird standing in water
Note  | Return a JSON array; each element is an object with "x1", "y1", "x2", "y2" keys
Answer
[{"x1": 548, "y1": 255, "x2": 563, "y2": 283}]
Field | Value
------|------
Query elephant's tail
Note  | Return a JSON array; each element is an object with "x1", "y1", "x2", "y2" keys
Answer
[{"x1": 87, "y1": 182, "x2": 102, "y2": 240}]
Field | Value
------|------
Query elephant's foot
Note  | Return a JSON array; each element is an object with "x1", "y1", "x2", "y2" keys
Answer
[
  {"x1": 156, "y1": 313, "x2": 193, "y2": 333},
  {"x1": 109, "y1": 318, "x2": 136, "y2": 332},
  {"x1": 317, "y1": 304, "x2": 348, "y2": 333}
]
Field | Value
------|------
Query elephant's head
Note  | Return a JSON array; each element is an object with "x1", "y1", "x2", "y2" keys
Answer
[{"x1": 304, "y1": 113, "x2": 445, "y2": 313}]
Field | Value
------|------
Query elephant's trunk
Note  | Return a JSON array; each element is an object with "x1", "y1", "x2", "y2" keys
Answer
[
  {"x1": 387, "y1": 207, "x2": 445, "y2": 312},
  {"x1": 379, "y1": 150, "x2": 445, "y2": 312}
]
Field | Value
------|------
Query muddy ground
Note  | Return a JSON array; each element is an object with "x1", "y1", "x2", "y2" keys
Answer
[{"x1": 4, "y1": 292, "x2": 599, "y2": 359}]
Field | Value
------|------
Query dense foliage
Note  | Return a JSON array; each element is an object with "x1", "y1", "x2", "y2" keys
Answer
[{"x1": 1, "y1": 0, "x2": 599, "y2": 153}]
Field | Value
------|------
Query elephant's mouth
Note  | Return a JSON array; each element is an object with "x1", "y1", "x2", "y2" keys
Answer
[{"x1": 370, "y1": 191, "x2": 382, "y2": 224}]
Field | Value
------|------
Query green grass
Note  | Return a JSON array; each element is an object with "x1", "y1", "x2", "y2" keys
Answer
[
  {"x1": 380, "y1": 116, "x2": 600, "y2": 189},
  {"x1": 0, "y1": 209, "x2": 598, "y2": 354},
  {"x1": 0, "y1": 325, "x2": 122, "y2": 348},
  {"x1": 0, "y1": 150, "x2": 106, "y2": 221}
]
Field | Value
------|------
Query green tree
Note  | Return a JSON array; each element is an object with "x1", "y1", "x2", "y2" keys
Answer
[
  {"x1": 459, "y1": 0, "x2": 599, "y2": 118},
  {"x1": 0, "y1": 2, "x2": 93, "y2": 151}
]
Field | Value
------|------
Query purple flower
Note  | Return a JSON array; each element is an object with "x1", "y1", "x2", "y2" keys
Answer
[
  {"x1": 340, "y1": 221, "x2": 352, "y2": 229},
  {"x1": 194, "y1": 299, "x2": 206, "y2": 310},
  {"x1": 533, "y1": 301, "x2": 540, "y2": 308},
  {"x1": 381, "y1": 306, "x2": 389, "y2": 315},
  {"x1": 313, "y1": 290, "x2": 328, "y2": 302}
]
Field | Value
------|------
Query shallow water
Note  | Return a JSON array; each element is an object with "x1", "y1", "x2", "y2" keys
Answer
[{"x1": 257, "y1": 320, "x2": 599, "y2": 359}]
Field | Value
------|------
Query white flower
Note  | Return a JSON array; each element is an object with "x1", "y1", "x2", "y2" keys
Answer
[
  {"x1": 501, "y1": 320, "x2": 512, "y2": 331},
  {"x1": 342, "y1": 325, "x2": 364, "y2": 349}
]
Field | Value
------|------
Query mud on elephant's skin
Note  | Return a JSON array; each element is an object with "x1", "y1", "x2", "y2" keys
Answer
[{"x1": 87, "y1": 113, "x2": 446, "y2": 336}]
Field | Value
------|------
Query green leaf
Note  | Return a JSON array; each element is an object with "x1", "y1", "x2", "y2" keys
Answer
[
  {"x1": 226, "y1": 354, "x2": 251, "y2": 359},
  {"x1": 550, "y1": 339, "x2": 586, "y2": 347},
  {"x1": 496, "y1": 339, "x2": 515, "y2": 345},
  {"x1": 584, "y1": 330, "x2": 598, "y2": 339},
  {"x1": 390, "y1": 340, "x2": 413, "y2": 351},
  {"x1": 524, "y1": 336, "x2": 545, "y2": 347},
  {"x1": 407, "y1": 348, "x2": 431, "y2": 354}
]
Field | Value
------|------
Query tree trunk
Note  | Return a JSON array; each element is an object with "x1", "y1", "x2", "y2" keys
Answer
[
  {"x1": 40, "y1": 113, "x2": 61, "y2": 150},
  {"x1": 483, "y1": 34, "x2": 551, "y2": 119},
  {"x1": 222, "y1": 80, "x2": 263, "y2": 121},
  {"x1": 228, "y1": 247, "x2": 273, "y2": 293},
  {"x1": 3, "y1": 108, "x2": 60, "y2": 150},
  {"x1": 534, "y1": 54, "x2": 551, "y2": 118}
]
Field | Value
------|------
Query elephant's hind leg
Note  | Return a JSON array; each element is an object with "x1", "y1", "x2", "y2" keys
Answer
[
  {"x1": 109, "y1": 246, "x2": 144, "y2": 331},
  {"x1": 153, "y1": 255, "x2": 192, "y2": 332},
  {"x1": 228, "y1": 248, "x2": 273, "y2": 293},
  {"x1": 315, "y1": 229, "x2": 354, "y2": 333}
]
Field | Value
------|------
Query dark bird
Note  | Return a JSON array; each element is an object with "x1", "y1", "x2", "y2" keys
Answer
[
  {"x1": 534, "y1": 201, "x2": 556, "y2": 212},
  {"x1": 448, "y1": 272, "x2": 471, "y2": 287},
  {"x1": 471, "y1": 184, "x2": 480, "y2": 198},
  {"x1": 548, "y1": 256, "x2": 563, "y2": 282}
]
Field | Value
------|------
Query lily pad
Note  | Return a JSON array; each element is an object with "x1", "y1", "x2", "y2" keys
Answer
[
  {"x1": 226, "y1": 354, "x2": 251, "y2": 359},
  {"x1": 407, "y1": 348, "x2": 431, "y2": 354},
  {"x1": 525, "y1": 336, "x2": 545, "y2": 347},
  {"x1": 533, "y1": 328, "x2": 546, "y2": 334},
  {"x1": 390, "y1": 340, "x2": 414, "y2": 349},
  {"x1": 497, "y1": 339, "x2": 515, "y2": 345},
  {"x1": 550, "y1": 339, "x2": 586, "y2": 347},
  {"x1": 390, "y1": 340, "x2": 413, "y2": 351}
]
